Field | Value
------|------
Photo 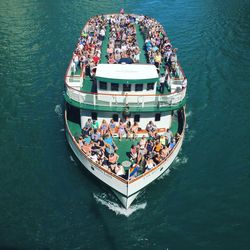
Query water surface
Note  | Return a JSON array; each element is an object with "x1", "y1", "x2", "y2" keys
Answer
[{"x1": 0, "y1": 0, "x2": 250, "y2": 249}]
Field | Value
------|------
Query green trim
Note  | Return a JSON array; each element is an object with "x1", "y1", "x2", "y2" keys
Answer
[
  {"x1": 96, "y1": 76, "x2": 159, "y2": 84},
  {"x1": 64, "y1": 93, "x2": 186, "y2": 112}
]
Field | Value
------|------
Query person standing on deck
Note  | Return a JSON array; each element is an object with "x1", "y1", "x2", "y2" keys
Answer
[
  {"x1": 159, "y1": 73, "x2": 165, "y2": 93},
  {"x1": 154, "y1": 52, "x2": 162, "y2": 69}
]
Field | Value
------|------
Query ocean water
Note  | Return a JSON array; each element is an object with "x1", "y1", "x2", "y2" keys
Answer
[{"x1": 0, "y1": 0, "x2": 250, "y2": 249}]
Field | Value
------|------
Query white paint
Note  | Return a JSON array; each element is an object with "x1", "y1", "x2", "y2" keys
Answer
[{"x1": 96, "y1": 64, "x2": 158, "y2": 80}]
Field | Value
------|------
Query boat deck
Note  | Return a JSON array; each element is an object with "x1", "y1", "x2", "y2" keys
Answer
[
  {"x1": 67, "y1": 117, "x2": 179, "y2": 165},
  {"x1": 71, "y1": 22, "x2": 170, "y2": 92}
]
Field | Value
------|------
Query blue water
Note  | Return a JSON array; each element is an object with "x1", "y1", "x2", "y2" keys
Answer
[{"x1": 0, "y1": 0, "x2": 250, "y2": 249}]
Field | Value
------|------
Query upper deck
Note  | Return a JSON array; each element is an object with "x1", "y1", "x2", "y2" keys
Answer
[{"x1": 64, "y1": 14, "x2": 187, "y2": 112}]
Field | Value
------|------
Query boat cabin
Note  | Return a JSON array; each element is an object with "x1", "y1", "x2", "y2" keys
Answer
[{"x1": 95, "y1": 64, "x2": 159, "y2": 103}]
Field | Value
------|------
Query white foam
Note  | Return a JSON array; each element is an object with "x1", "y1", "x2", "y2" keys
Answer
[
  {"x1": 185, "y1": 129, "x2": 196, "y2": 142},
  {"x1": 93, "y1": 193, "x2": 147, "y2": 217},
  {"x1": 55, "y1": 104, "x2": 63, "y2": 120},
  {"x1": 186, "y1": 110, "x2": 192, "y2": 117},
  {"x1": 69, "y1": 155, "x2": 75, "y2": 162},
  {"x1": 174, "y1": 155, "x2": 188, "y2": 165},
  {"x1": 158, "y1": 169, "x2": 170, "y2": 180}
]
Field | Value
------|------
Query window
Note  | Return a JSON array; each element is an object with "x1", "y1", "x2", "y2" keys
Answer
[
  {"x1": 147, "y1": 83, "x2": 154, "y2": 90},
  {"x1": 112, "y1": 114, "x2": 119, "y2": 122},
  {"x1": 111, "y1": 83, "x2": 119, "y2": 91},
  {"x1": 99, "y1": 81, "x2": 107, "y2": 90},
  {"x1": 134, "y1": 114, "x2": 140, "y2": 122},
  {"x1": 123, "y1": 84, "x2": 131, "y2": 92},
  {"x1": 91, "y1": 112, "x2": 97, "y2": 120},
  {"x1": 135, "y1": 84, "x2": 143, "y2": 91},
  {"x1": 155, "y1": 113, "x2": 161, "y2": 121}
]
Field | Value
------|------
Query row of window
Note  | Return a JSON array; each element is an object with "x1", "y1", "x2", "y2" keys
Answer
[
  {"x1": 99, "y1": 82, "x2": 155, "y2": 92},
  {"x1": 91, "y1": 112, "x2": 161, "y2": 122}
]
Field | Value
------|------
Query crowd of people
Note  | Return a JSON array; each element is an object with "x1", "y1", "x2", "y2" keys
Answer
[
  {"x1": 71, "y1": 15, "x2": 107, "y2": 75},
  {"x1": 106, "y1": 14, "x2": 141, "y2": 64},
  {"x1": 70, "y1": 14, "x2": 181, "y2": 79},
  {"x1": 76, "y1": 117, "x2": 180, "y2": 178},
  {"x1": 138, "y1": 15, "x2": 179, "y2": 76}
]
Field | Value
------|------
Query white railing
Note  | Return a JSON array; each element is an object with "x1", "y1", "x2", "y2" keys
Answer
[{"x1": 66, "y1": 85, "x2": 186, "y2": 108}]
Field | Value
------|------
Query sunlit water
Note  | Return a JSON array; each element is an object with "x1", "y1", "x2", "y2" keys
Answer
[{"x1": 0, "y1": 0, "x2": 250, "y2": 249}]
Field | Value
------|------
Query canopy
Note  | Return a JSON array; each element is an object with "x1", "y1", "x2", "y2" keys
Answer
[{"x1": 95, "y1": 64, "x2": 159, "y2": 84}]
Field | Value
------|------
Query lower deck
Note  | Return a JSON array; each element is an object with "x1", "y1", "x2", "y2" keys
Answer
[{"x1": 66, "y1": 108, "x2": 181, "y2": 174}]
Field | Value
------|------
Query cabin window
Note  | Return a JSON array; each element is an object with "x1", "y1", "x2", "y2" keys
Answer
[
  {"x1": 134, "y1": 114, "x2": 140, "y2": 122},
  {"x1": 99, "y1": 81, "x2": 107, "y2": 90},
  {"x1": 112, "y1": 114, "x2": 119, "y2": 122},
  {"x1": 135, "y1": 84, "x2": 143, "y2": 91},
  {"x1": 147, "y1": 83, "x2": 154, "y2": 91},
  {"x1": 111, "y1": 83, "x2": 119, "y2": 91},
  {"x1": 123, "y1": 84, "x2": 131, "y2": 92},
  {"x1": 155, "y1": 113, "x2": 161, "y2": 121},
  {"x1": 91, "y1": 112, "x2": 97, "y2": 120}
]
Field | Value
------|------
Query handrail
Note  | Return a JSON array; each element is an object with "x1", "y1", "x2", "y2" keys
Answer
[{"x1": 65, "y1": 78, "x2": 186, "y2": 97}]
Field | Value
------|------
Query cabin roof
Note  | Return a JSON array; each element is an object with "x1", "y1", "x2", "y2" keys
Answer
[{"x1": 95, "y1": 64, "x2": 159, "y2": 84}]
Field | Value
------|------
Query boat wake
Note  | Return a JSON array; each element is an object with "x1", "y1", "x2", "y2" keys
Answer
[
  {"x1": 186, "y1": 110, "x2": 192, "y2": 118},
  {"x1": 93, "y1": 193, "x2": 147, "y2": 217},
  {"x1": 54, "y1": 104, "x2": 63, "y2": 121},
  {"x1": 175, "y1": 155, "x2": 188, "y2": 165},
  {"x1": 158, "y1": 169, "x2": 170, "y2": 180}
]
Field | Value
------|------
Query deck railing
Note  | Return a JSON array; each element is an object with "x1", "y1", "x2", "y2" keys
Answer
[{"x1": 65, "y1": 82, "x2": 186, "y2": 108}]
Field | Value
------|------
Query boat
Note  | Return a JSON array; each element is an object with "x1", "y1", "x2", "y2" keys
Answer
[{"x1": 64, "y1": 13, "x2": 187, "y2": 208}]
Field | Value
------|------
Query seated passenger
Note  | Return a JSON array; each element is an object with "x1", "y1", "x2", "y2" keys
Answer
[
  {"x1": 115, "y1": 163, "x2": 125, "y2": 176},
  {"x1": 82, "y1": 127, "x2": 90, "y2": 137},
  {"x1": 145, "y1": 157, "x2": 156, "y2": 172},
  {"x1": 100, "y1": 119, "x2": 108, "y2": 136},
  {"x1": 125, "y1": 121, "x2": 132, "y2": 140},
  {"x1": 154, "y1": 140, "x2": 163, "y2": 153},
  {"x1": 138, "y1": 136, "x2": 147, "y2": 164},
  {"x1": 154, "y1": 153, "x2": 163, "y2": 164},
  {"x1": 108, "y1": 152, "x2": 119, "y2": 171},
  {"x1": 146, "y1": 139, "x2": 154, "y2": 154},
  {"x1": 90, "y1": 151, "x2": 98, "y2": 163},
  {"x1": 98, "y1": 148, "x2": 106, "y2": 160},
  {"x1": 96, "y1": 137, "x2": 105, "y2": 151},
  {"x1": 104, "y1": 132, "x2": 118, "y2": 154},
  {"x1": 108, "y1": 119, "x2": 116, "y2": 137},
  {"x1": 118, "y1": 121, "x2": 126, "y2": 141},
  {"x1": 78, "y1": 136, "x2": 84, "y2": 148},
  {"x1": 91, "y1": 120, "x2": 99, "y2": 130},
  {"x1": 130, "y1": 145, "x2": 138, "y2": 162},
  {"x1": 146, "y1": 121, "x2": 157, "y2": 137},
  {"x1": 169, "y1": 138, "x2": 176, "y2": 150},
  {"x1": 161, "y1": 145, "x2": 169, "y2": 158},
  {"x1": 84, "y1": 118, "x2": 92, "y2": 130},
  {"x1": 160, "y1": 135, "x2": 166, "y2": 146},
  {"x1": 166, "y1": 128, "x2": 173, "y2": 144},
  {"x1": 92, "y1": 53, "x2": 100, "y2": 65},
  {"x1": 91, "y1": 129, "x2": 101, "y2": 142},
  {"x1": 131, "y1": 122, "x2": 139, "y2": 139},
  {"x1": 84, "y1": 134, "x2": 91, "y2": 144},
  {"x1": 81, "y1": 141, "x2": 92, "y2": 155}
]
